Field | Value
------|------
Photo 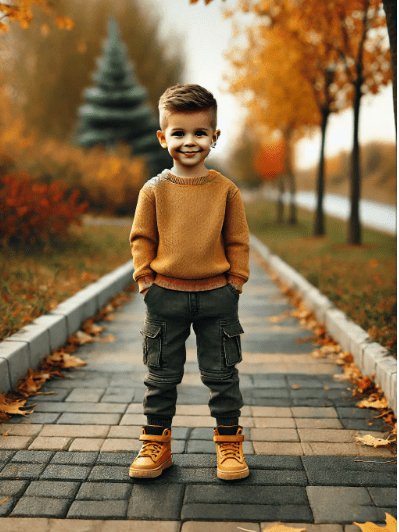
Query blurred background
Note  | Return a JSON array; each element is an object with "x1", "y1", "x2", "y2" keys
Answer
[{"x1": 0, "y1": 0, "x2": 396, "y2": 355}]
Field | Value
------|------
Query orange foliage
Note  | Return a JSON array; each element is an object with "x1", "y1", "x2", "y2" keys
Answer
[
  {"x1": 0, "y1": 0, "x2": 74, "y2": 32},
  {"x1": 0, "y1": 171, "x2": 88, "y2": 246},
  {"x1": 0, "y1": 85, "x2": 148, "y2": 214},
  {"x1": 253, "y1": 139, "x2": 285, "y2": 181}
]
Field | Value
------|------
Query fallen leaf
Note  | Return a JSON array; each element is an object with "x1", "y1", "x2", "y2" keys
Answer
[
  {"x1": 261, "y1": 524, "x2": 307, "y2": 532},
  {"x1": 355, "y1": 434, "x2": 391, "y2": 448},
  {"x1": 101, "y1": 334, "x2": 116, "y2": 342},
  {"x1": 70, "y1": 330, "x2": 94, "y2": 344},
  {"x1": 0, "y1": 497, "x2": 9, "y2": 507},
  {"x1": 292, "y1": 384, "x2": 300, "y2": 389},
  {"x1": 0, "y1": 394, "x2": 33, "y2": 416},
  {"x1": 357, "y1": 397, "x2": 388, "y2": 410},
  {"x1": 354, "y1": 512, "x2": 396, "y2": 532}
]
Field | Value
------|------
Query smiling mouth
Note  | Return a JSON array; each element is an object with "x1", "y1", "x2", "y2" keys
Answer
[{"x1": 181, "y1": 151, "x2": 200, "y2": 154}]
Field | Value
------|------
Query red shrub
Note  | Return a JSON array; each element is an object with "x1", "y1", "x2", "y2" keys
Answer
[{"x1": 0, "y1": 171, "x2": 88, "y2": 246}]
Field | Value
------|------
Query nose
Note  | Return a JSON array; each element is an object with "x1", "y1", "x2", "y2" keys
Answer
[{"x1": 184, "y1": 134, "x2": 196, "y2": 145}]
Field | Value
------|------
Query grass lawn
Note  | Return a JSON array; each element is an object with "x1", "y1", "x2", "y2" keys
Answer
[
  {"x1": 1, "y1": 221, "x2": 134, "y2": 341},
  {"x1": 245, "y1": 200, "x2": 397, "y2": 356}
]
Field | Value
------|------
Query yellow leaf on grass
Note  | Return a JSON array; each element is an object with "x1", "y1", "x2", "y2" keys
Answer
[
  {"x1": 354, "y1": 513, "x2": 397, "y2": 532},
  {"x1": 355, "y1": 434, "x2": 391, "y2": 448}
]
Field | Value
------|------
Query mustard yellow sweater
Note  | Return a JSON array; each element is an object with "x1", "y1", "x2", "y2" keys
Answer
[{"x1": 129, "y1": 170, "x2": 250, "y2": 293}]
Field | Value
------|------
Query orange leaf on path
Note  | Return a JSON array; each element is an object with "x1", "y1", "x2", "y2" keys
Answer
[{"x1": 354, "y1": 513, "x2": 396, "y2": 532}]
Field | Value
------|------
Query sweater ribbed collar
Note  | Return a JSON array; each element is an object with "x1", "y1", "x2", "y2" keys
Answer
[{"x1": 161, "y1": 169, "x2": 216, "y2": 185}]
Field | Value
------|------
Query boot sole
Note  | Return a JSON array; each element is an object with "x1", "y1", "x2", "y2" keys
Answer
[
  {"x1": 129, "y1": 457, "x2": 173, "y2": 478},
  {"x1": 217, "y1": 467, "x2": 249, "y2": 481}
]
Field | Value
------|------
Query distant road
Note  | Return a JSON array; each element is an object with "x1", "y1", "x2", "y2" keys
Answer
[{"x1": 242, "y1": 189, "x2": 396, "y2": 235}]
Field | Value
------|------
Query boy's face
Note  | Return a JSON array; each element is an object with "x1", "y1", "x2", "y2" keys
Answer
[{"x1": 157, "y1": 111, "x2": 220, "y2": 173}]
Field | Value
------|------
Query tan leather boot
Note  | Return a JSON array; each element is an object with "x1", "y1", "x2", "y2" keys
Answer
[
  {"x1": 129, "y1": 426, "x2": 173, "y2": 478},
  {"x1": 213, "y1": 426, "x2": 249, "y2": 480}
]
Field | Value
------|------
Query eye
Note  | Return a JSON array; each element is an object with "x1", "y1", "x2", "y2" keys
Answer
[
  {"x1": 172, "y1": 131, "x2": 184, "y2": 137},
  {"x1": 195, "y1": 130, "x2": 207, "y2": 137}
]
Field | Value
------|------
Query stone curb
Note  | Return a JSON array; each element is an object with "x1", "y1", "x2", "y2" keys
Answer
[
  {"x1": 0, "y1": 260, "x2": 134, "y2": 394},
  {"x1": 250, "y1": 234, "x2": 397, "y2": 416}
]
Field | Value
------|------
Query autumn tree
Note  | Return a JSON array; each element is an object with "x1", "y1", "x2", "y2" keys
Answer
[
  {"x1": 2, "y1": 0, "x2": 184, "y2": 141},
  {"x1": 225, "y1": 23, "x2": 328, "y2": 228}
]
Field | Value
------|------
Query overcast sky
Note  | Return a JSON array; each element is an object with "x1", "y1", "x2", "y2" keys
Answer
[{"x1": 145, "y1": 0, "x2": 396, "y2": 170}]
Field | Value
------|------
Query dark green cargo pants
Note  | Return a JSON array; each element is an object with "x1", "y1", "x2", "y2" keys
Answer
[{"x1": 140, "y1": 283, "x2": 244, "y2": 427}]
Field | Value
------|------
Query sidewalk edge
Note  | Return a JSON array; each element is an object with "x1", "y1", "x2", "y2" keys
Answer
[
  {"x1": 250, "y1": 233, "x2": 397, "y2": 416},
  {"x1": 0, "y1": 260, "x2": 134, "y2": 393}
]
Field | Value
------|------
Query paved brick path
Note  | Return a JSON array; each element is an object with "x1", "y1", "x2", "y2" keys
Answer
[{"x1": 0, "y1": 251, "x2": 396, "y2": 531}]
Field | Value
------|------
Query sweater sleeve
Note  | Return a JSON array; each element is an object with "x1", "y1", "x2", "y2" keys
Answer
[
  {"x1": 223, "y1": 189, "x2": 250, "y2": 291},
  {"x1": 129, "y1": 189, "x2": 158, "y2": 293}
]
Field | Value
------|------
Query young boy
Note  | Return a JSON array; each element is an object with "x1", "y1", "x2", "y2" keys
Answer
[{"x1": 129, "y1": 84, "x2": 250, "y2": 481}]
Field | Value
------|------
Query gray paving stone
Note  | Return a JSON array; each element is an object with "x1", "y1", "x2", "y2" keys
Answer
[
  {"x1": 28, "y1": 403, "x2": 70, "y2": 413},
  {"x1": 302, "y1": 456, "x2": 397, "y2": 487},
  {"x1": 292, "y1": 407, "x2": 338, "y2": 418},
  {"x1": 181, "y1": 503, "x2": 313, "y2": 522},
  {"x1": 76, "y1": 481, "x2": 132, "y2": 500},
  {"x1": 184, "y1": 484, "x2": 308, "y2": 505},
  {"x1": 6, "y1": 413, "x2": 61, "y2": 424},
  {"x1": 41, "y1": 464, "x2": 91, "y2": 481},
  {"x1": 67, "y1": 500, "x2": 128, "y2": 519},
  {"x1": 0, "y1": 496, "x2": 16, "y2": 516},
  {"x1": 0, "y1": 450, "x2": 15, "y2": 465},
  {"x1": 0, "y1": 480, "x2": 28, "y2": 497},
  {"x1": 307, "y1": 486, "x2": 387, "y2": 523},
  {"x1": 127, "y1": 484, "x2": 184, "y2": 519},
  {"x1": 101, "y1": 388, "x2": 135, "y2": 403},
  {"x1": 88, "y1": 465, "x2": 131, "y2": 482},
  {"x1": 339, "y1": 418, "x2": 386, "y2": 431},
  {"x1": 368, "y1": 487, "x2": 397, "y2": 507},
  {"x1": 31, "y1": 390, "x2": 70, "y2": 402},
  {"x1": 173, "y1": 455, "x2": 216, "y2": 468},
  {"x1": 50, "y1": 452, "x2": 98, "y2": 465},
  {"x1": 245, "y1": 456, "x2": 304, "y2": 470},
  {"x1": 336, "y1": 407, "x2": 380, "y2": 419},
  {"x1": 153, "y1": 466, "x2": 308, "y2": 486},
  {"x1": 187, "y1": 440, "x2": 215, "y2": 454},
  {"x1": 11, "y1": 451, "x2": 54, "y2": 464},
  {"x1": 292, "y1": 399, "x2": 334, "y2": 407},
  {"x1": 189, "y1": 427, "x2": 249, "y2": 441},
  {"x1": 24, "y1": 480, "x2": 80, "y2": 498},
  {"x1": 252, "y1": 389, "x2": 291, "y2": 398},
  {"x1": 0, "y1": 463, "x2": 46, "y2": 480},
  {"x1": 96, "y1": 453, "x2": 136, "y2": 466},
  {"x1": 65, "y1": 388, "x2": 106, "y2": 402},
  {"x1": 248, "y1": 398, "x2": 293, "y2": 407},
  {"x1": 11, "y1": 496, "x2": 71, "y2": 517},
  {"x1": 56, "y1": 413, "x2": 121, "y2": 425}
]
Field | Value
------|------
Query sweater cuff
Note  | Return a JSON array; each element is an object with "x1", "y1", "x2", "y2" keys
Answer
[
  {"x1": 137, "y1": 275, "x2": 155, "y2": 293},
  {"x1": 227, "y1": 275, "x2": 246, "y2": 294}
]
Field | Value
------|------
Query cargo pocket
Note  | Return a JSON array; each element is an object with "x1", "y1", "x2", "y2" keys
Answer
[
  {"x1": 222, "y1": 321, "x2": 244, "y2": 366},
  {"x1": 141, "y1": 321, "x2": 163, "y2": 368}
]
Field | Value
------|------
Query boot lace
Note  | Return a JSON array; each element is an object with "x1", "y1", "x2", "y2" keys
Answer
[
  {"x1": 138, "y1": 441, "x2": 163, "y2": 460},
  {"x1": 219, "y1": 441, "x2": 241, "y2": 461}
]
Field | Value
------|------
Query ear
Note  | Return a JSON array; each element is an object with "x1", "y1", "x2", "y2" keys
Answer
[
  {"x1": 157, "y1": 130, "x2": 167, "y2": 148},
  {"x1": 213, "y1": 129, "x2": 221, "y2": 143}
]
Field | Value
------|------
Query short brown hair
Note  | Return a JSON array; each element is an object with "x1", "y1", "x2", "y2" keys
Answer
[{"x1": 159, "y1": 84, "x2": 217, "y2": 130}]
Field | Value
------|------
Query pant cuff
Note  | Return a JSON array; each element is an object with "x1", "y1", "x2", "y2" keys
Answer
[
  {"x1": 147, "y1": 417, "x2": 173, "y2": 428},
  {"x1": 216, "y1": 417, "x2": 239, "y2": 427}
]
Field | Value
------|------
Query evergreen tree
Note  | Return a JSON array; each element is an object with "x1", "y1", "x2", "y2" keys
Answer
[{"x1": 76, "y1": 17, "x2": 170, "y2": 174}]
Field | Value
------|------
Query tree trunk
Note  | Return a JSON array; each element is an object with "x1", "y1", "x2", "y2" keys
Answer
[
  {"x1": 313, "y1": 108, "x2": 329, "y2": 236},
  {"x1": 277, "y1": 176, "x2": 285, "y2": 223},
  {"x1": 347, "y1": 81, "x2": 362, "y2": 245},
  {"x1": 284, "y1": 132, "x2": 297, "y2": 224},
  {"x1": 382, "y1": 0, "x2": 397, "y2": 131}
]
